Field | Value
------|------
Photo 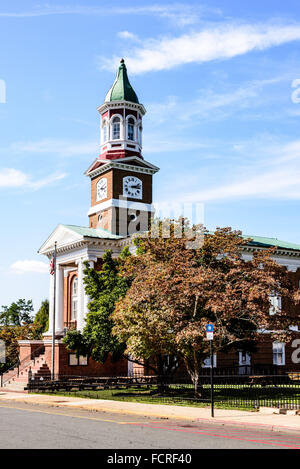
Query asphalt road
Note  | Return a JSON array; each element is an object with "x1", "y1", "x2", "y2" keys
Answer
[{"x1": 0, "y1": 400, "x2": 299, "y2": 450}]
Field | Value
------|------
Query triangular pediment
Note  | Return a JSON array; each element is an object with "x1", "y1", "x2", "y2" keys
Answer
[
  {"x1": 86, "y1": 156, "x2": 159, "y2": 178},
  {"x1": 38, "y1": 224, "x2": 84, "y2": 256}
]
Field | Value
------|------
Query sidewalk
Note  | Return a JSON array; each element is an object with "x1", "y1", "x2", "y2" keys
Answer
[{"x1": 0, "y1": 390, "x2": 300, "y2": 434}]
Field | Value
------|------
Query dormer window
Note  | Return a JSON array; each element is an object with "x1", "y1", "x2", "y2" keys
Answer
[
  {"x1": 112, "y1": 116, "x2": 121, "y2": 140},
  {"x1": 127, "y1": 117, "x2": 135, "y2": 141}
]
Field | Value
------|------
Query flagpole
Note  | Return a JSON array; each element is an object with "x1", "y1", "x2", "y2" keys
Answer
[{"x1": 51, "y1": 241, "x2": 57, "y2": 381}]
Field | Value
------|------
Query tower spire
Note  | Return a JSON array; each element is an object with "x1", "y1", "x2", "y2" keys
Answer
[{"x1": 104, "y1": 59, "x2": 139, "y2": 104}]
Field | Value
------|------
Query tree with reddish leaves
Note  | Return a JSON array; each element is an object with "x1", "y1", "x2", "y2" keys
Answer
[{"x1": 112, "y1": 219, "x2": 300, "y2": 397}]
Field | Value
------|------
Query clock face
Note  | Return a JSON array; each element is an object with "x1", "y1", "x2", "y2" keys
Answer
[
  {"x1": 123, "y1": 176, "x2": 143, "y2": 199},
  {"x1": 97, "y1": 177, "x2": 107, "y2": 201}
]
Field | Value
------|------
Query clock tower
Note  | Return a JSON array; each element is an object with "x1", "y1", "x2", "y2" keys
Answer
[{"x1": 85, "y1": 59, "x2": 159, "y2": 236}]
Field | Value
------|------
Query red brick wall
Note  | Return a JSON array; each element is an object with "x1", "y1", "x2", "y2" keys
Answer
[{"x1": 43, "y1": 342, "x2": 128, "y2": 378}]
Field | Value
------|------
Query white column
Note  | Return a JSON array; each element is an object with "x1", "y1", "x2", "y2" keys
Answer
[
  {"x1": 46, "y1": 272, "x2": 55, "y2": 334},
  {"x1": 83, "y1": 259, "x2": 95, "y2": 327},
  {"x1": 76, "y1": 259, "x2": 85, "y2": 332},
  {"x1": 55, "y1": 265, "x2": 64, "y2": 334}
]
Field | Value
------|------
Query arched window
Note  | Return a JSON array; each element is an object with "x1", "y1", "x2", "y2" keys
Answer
[
  {"x1": 127, "y1": 117, "x2": 135, "y2": 141},
  {"x1": 112, "y1": 116, "x2": 121, "y2": 140},
  {"x1": 71, "y1": 277, "x2": 78, "y2": 321},
  {"x1": 102, "y1": 119, "x2": 108, "y2": 143}
]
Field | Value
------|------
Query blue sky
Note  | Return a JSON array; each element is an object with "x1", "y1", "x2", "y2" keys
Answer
[{"x1": 1, "y1": 0, "x2": 300, "y2": 313}]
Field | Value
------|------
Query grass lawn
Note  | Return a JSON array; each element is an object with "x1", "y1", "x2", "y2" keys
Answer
[{"x1": 33, "y1": 383, "x2": 300, "y2": 411}]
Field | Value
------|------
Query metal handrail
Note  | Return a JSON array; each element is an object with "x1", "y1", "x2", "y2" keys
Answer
[{"x1": 1, "y1": 344, "x2": 45, "y2": 385}]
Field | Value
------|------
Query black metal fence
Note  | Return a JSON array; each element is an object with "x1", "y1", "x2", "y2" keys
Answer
[{"x1": 27, "y1": 370, "x2": 300, "y2": 410}]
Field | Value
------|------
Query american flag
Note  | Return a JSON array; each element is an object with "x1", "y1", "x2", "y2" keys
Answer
[{"x1": 49, "y1": 256, "x2": 55, "y2": 275}]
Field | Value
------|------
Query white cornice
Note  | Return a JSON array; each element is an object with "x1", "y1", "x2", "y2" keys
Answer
[
  {"x1": 86, "y1": 157, "x2": 159, "y2": 179},
  {"x1": 97, "y1": 100, "x2": 146, "y2": 116},
  {"x1": 242, "y1": 245, "x2": 300, "y2": 258},
  {"x1": 41, "y1": 238, "x2": 122, "y2": 258},
  {"x1": 88, "y1": 199, "x2": 155, "y2": 216}
]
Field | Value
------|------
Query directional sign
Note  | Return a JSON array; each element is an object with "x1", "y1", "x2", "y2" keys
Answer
[{"x1": 206, "y1": 324, "x2": 214, "y2": 340}]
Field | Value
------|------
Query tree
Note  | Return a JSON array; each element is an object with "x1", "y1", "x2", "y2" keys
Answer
[
  {"x1": 63, "y1": 249, "x2": 131, "y2": 364},
  {"x1": 0, "y1": 323, "x2": 42, "y2": 372},
  {"x1": 0, "y1": 299, "x2": 34, "y2": 326},
  {"x1": 112, "y1": 219, "x2": 299, "y2": 396},
  {"x1": 34, "y1": 299, "x2": 49, "y2": 335}
]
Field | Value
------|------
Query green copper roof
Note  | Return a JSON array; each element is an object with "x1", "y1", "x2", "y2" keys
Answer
[
  {"x1": 206, "y1": 231, "x2": 300, "y2": 252},
  {"x1": 63, "y1": 225, "x2": 300, "y2": 251},
  {"x1": 246, "y1": 235, "x2": 300, "y2": 252},
  {"x1": 104, "y1": 59, "x2": 139, "y2": 104},
  {"x1": 63, "y1": 225, "x2": 123, "y2": 240}
]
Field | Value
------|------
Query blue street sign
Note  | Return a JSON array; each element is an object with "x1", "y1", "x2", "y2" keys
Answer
[{"x1": 206, "y1": 324, "x2": 214, "y2": 332}]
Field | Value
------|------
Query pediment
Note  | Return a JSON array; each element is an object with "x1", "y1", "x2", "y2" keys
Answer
[{"x1": 38, "y1": 224, "x2": 83, "y2": 256}]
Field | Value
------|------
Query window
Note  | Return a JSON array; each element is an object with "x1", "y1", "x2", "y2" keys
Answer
[
  {"x1": 202, "y1": 354, "x2": 217, "y2": 368},
  {"x1": 68, "y1": 354, "x2": 88, "y2": 366},
  {"x1": 127, "y1": 117, "x2": 135, "y2": 141},
  {"x1": 239, "y1": 351, "x2": 251, "y2": 366},
  {"x1": 71, "y1": 277, "x2": 78, "y2": 321},
  {"x1": 102, "y1": 119, "x2": 108, "y2": 143},
  {"x1": 112, "y1": 116, "x2": 121, "y2": 140},
  {"x1": 273, "y1": 342, "x2": 285, "y2": 365},
  {"x1": 269, "y1": 294, "x2": 282, "y2": 315}
]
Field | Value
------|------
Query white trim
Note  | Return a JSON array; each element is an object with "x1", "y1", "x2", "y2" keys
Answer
[
  {"x1": 97, "y1": 100, "x2": 146, "y2": 116},
  {"x1": 88, "y1": 198, "x2": 154, "y2": 216},
  {"x1": 86, "y1": 157, "x2": 159, "y2": 179}
]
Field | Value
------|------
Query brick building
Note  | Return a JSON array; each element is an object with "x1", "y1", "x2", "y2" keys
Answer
[{"x1": 3, "y1": 59, "x2": 300, "y2": 388}]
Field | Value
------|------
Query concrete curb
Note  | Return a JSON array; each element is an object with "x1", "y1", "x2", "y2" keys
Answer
[{"x1": 1, "y1": 391, "x2": 300, "y2": 434}]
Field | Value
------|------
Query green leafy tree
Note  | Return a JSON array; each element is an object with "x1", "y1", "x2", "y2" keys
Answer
[
  {"x1": 63, "y1": 249, "x2": 132, "y2": 364},
  {"x1": 0, "y1": 299, "x2": 34, "y2": 326},
  {"x1": 34, "y1": 299, "x2": 49, "y2": 334},
  {"x1": 113, "y1": 219, "x2": 300, "y2": 396},
  {"x1": 0, "y1": 323, "x2": 42, "y2": 372}
]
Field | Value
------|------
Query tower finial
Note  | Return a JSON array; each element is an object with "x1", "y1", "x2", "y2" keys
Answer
[{"x1": 104, "y1": 58, "x2": 139, "y2": 104}]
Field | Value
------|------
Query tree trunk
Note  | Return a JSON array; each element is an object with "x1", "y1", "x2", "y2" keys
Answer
[
  {"x1": 184, "y1": 358, "x2": 203, "y2": 399},
  {"x1": 157, "y1": 355, "x2": 168, "y2": 394}
]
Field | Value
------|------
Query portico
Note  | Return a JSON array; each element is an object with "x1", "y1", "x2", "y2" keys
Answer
[{"x1": 38, "y1": 224, "x2": 125, "y2": 337}]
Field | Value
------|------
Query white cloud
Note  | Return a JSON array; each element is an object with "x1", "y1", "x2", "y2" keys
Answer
[
  {"x1": 173, "y1": 138, "x2": 300, "y2": 203},
  {"x1": 0, "y1": 168, "x2": 29, "y2": 187},
  {"x1": 10, "y1": 260, "x2": 49, "y2": 275},
  {"x1": 99, "y1": 23, "x2": 300, "y2": 74},
  {"x1": 0, "y1": 4, "x2": 209, "y2": 26},
  {"x1": 117, "y1": 31, "x2": 139, "y2": 41},
  {"x1": 10, "y1": 138, "x2": 98, "y2": 157},
  {"x1": 0, "y1": 168, "x2": 66, "y2": 190}
]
